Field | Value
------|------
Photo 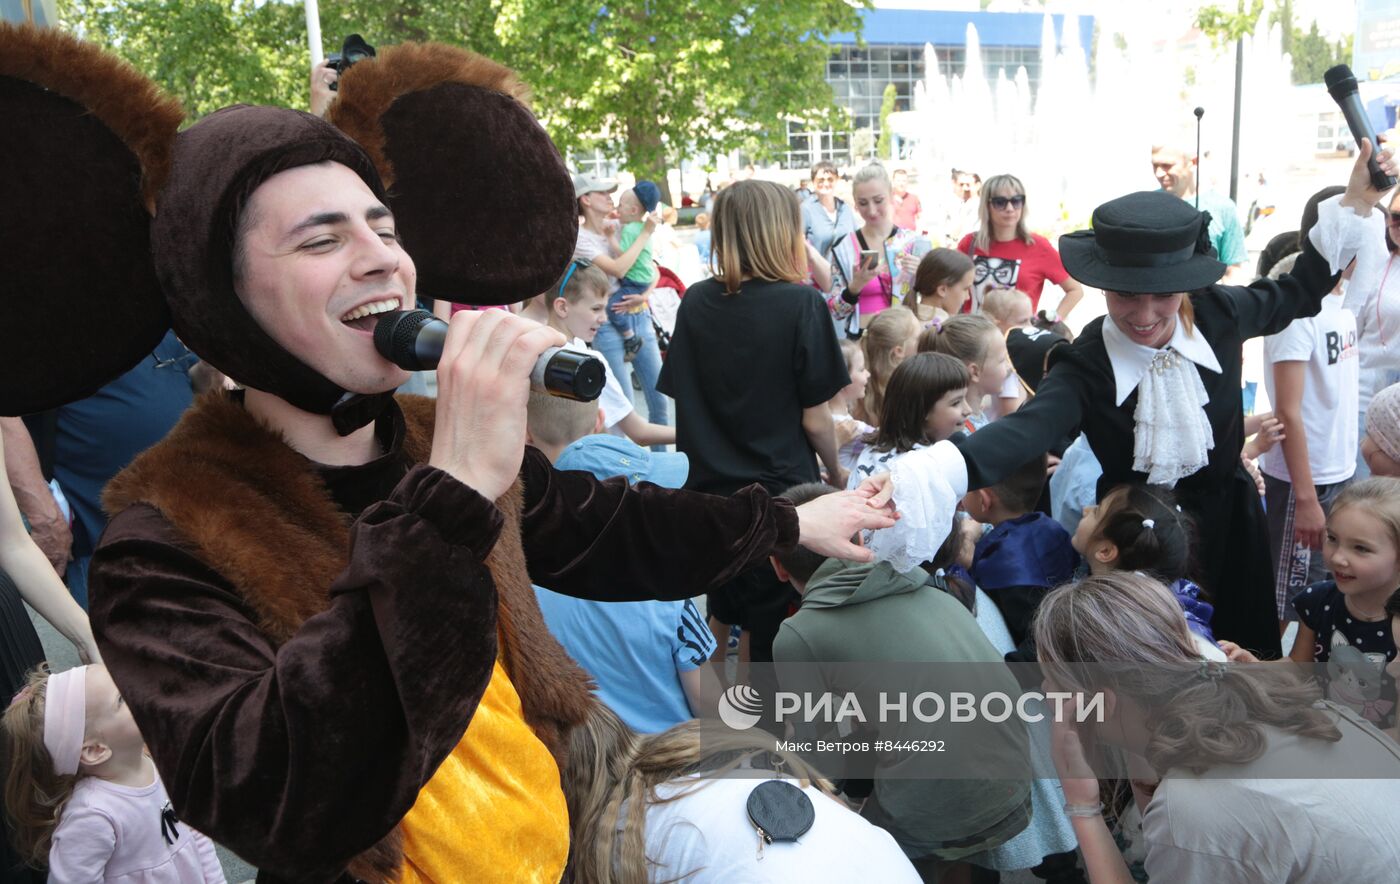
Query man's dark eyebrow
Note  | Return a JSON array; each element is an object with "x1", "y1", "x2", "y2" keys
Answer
[
  {"x1": 286, "y1": 211, "x2": 348, "y2": 239},
  {"x1": 284, "y1": 205, "x2": 394, "y2": 240}
]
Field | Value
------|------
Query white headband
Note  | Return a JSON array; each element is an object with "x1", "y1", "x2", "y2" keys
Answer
[{"x1": 43, "y1": 665, "x2": 89, "y2": 776}]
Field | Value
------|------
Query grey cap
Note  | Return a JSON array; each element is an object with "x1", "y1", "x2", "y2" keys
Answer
[{"x1": 572, "y1": 173, "x2": 618, "y2": 199}]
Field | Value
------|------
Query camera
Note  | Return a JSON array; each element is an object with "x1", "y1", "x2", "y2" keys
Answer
[{"x1": 325, "y1": 34, "x2": 376, "y2": 91}]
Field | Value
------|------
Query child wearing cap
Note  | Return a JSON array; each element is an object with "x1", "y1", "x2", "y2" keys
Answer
[
  {"x1": 524, "y1": 393, "x2": 721, "y2": 733},
  {"x1": 612, "y1": 181, "x2": 663, "y2": 359},
  {"x1": 1362, "y1": 382, "x2": 1400, "y2": 477}
]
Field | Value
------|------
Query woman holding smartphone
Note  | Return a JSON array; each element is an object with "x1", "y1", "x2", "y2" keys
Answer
[{"x1": 825, "y1": 163, "x2": 927, "y2": 339}]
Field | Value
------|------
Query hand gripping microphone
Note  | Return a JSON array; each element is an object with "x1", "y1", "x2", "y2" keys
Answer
[
  {"x1": 373, "y1": 310, "x2": 606, "y2": 403},
  {"x1": 1325, "y1": 64, "x2": 1397, "y2": 191}
]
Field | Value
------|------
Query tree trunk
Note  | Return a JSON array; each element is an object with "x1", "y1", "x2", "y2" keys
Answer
[{"x1": 626, "y1": 119, "x2": 673, "y2": 206}]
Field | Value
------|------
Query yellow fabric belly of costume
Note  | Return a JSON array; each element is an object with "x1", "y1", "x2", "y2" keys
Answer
[{"x1": 397, "y1": 659, "x2": 569, "y2": 883}]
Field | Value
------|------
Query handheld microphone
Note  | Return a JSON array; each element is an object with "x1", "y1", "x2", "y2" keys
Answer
[
  {"x1": 373, "y1": 310, "x2": 606, "y2": 403},
  {"x1": 1324, "y1": 64, "x2": 1397, "y2": 191}
]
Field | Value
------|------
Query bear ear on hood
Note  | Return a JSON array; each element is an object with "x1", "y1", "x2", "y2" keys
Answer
[
  {"x1": 329, "y1": 42, "x2": 577, "y2": 306},
  {"x1": 0, "y1": 23, "x2": 182, "y2": 416}
]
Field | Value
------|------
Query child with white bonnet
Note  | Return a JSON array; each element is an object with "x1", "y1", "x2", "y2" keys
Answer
[{"x1": 1362, "y1": 382, "x2": 1400, "y2": 478}]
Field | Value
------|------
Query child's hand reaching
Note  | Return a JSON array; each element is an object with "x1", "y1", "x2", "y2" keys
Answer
[
  {"x1": 1216, "y1": 640, "x2": 1260, "y2": 663},
  {"x1": 1252, "y1": 415, "x2": 1285, "y2": 455}
]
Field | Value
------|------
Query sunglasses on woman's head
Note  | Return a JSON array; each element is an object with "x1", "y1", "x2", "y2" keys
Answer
[{"x1": 990, "y1": 195, "x2": 1025, "y2": 210}]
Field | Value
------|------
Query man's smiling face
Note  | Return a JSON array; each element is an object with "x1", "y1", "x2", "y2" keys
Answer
[{"x1": 234, "y1": 161, "x2": 416, "y2": 395}]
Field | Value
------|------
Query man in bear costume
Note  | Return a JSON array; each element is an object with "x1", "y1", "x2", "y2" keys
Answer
[{"x1": 0, "y1": 26, "x2": 893, "y2": 882}]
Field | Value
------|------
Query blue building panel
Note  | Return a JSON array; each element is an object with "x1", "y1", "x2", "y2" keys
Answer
[{"x1": 832, "y1": 9, "x2": 1095, "y2": 52}]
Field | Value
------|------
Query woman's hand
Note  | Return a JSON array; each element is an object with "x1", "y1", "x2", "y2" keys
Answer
[
  {"x1": 611, "y1": 293, "x2": 648, "y2": 314},
  {"x1": 897, "y1": 252, "x2": 921, "y2": 276},
  {"x1": 848, "y1": 255, "x2": 880, "y2": 296},
  {"x1": 1049, "y1": 710, "x2": 1101, "y2": 806},
  {"x1": 1340, "y1": 138, "x2": 1398, "y2": 213},
  {"x1": 793, "y1": 490, "x2": 898, "y2": 563}
]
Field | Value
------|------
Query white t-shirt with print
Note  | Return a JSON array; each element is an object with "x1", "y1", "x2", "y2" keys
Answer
[
  {"x1": 1261, "y1": 293, "x2": 1359, "y2": 485},
  {"x1": 636, "y1": 776, "x2": 920, "y2": 883},
  {"x1": 565, "y1": 337, "x2": 633, "y2": 431}
]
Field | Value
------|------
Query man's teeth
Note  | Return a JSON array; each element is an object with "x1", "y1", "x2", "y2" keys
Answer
[{"x1": 341, "y1": 299, "x2": 400, "y2": 322}]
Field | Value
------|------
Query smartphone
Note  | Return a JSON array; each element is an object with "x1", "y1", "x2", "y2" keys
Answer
[{"x1": 859, "y1": 249, "x2": 879, "y2": 271}]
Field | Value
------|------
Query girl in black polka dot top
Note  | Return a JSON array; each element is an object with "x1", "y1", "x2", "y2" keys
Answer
[{"x1": 1221, "y1": 479, "x2": 1399, "y2": 729}]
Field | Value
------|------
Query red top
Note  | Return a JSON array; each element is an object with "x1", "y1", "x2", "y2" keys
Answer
[
  {"x1": 893, "y1": 191, "x2": 922, "y2": 231},
  {"x1": 956, "y1": 232, "x2": 1069, "y2": 312}
]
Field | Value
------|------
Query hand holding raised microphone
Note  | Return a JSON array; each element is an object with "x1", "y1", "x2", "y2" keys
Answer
[
  {"x1": 422, "y1": 310, "x2": 567, "y2": 501},
  {"x1": 1341, "y1": 138, "x2": 1398, "y2": 214}
]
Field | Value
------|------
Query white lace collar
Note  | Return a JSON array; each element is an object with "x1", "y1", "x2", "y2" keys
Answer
[{"x1": 1101, "y1": 317, "x2": 1222, "y2": 406}]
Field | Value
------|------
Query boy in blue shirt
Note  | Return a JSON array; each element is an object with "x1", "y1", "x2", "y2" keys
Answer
[{"x1": 525, "y1": 392, "x2": 720, "y2": 731}]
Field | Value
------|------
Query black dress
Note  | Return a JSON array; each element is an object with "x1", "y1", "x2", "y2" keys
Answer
[
  {"x1": 956, "y1": 235, "x2": 1340, "y2": 658},
  {"x1": 0, "y1": 567, "x2": 46, "y2": 884}
]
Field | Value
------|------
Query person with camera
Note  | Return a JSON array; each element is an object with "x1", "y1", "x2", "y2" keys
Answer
[{"x1": 1, "y1": 30, "x2": 896, "y2": 883}]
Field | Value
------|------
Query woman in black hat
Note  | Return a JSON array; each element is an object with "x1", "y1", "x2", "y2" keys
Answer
[{"x1": 879, "y1": 144, "x2": 1395, "y2": 658}]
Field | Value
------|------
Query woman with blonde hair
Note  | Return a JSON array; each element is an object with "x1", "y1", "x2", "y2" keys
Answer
[
  {"x1": 825, "y1": 162, "x2": 927, "y2": 338},
  {"x1": 562, "y1": 703, "x2": 918, "y2": 883},
  {"x1": 658, "y1": 179, "x2": 851, "y2": 669},
  {"x1": 1034, "y1": 571, "x2": 1400, "y2": 883},
  {"x1": 957, "y1": 173, "x2": 1083, "y2": 320}
]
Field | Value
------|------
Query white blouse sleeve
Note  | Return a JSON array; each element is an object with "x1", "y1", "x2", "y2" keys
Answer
[
  {"x1": 1308, "y1": 195, "x2": 1382, "y2": 276},
  {"x1": 863, "y1": 440, "x2": 969, "y2": 573}
]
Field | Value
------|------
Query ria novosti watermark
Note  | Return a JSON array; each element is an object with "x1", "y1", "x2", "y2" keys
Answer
[{"x1": 719, "y1": 683, "x2": 1105, "y2": 731}]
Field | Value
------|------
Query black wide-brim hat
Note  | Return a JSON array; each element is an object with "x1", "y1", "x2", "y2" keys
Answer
[{"x1": 1058, "y1": 191, "x2": 1227, "y2": 294}]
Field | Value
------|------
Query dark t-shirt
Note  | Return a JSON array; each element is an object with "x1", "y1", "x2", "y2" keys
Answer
[{"x1": 658, "y1": 278, "x2": 849, "y2": 495}]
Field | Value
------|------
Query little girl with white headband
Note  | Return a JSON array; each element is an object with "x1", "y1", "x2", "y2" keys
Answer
[{"x1": 2, "y1": 664, "x2": 225, "y2": 882}]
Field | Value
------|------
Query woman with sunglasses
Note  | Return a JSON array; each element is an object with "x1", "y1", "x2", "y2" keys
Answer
[
  {"x1": 869, "y1": 142, "x2": 1396, "y2": 662},
  {"x1": 958, "y1": 174, "x2": 1084, "y2": 321},
  {"x1": 1341, "y1": 187, "x2": 1400, "y2": 477}
]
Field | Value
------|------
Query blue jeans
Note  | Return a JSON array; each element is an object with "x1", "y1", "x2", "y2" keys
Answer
[
  {"x1": 608, "y1": 279, "x2": 650, "y2": 337},
  {"x1": 594, "y1": 320, "x2": 670, "y2": 451}
]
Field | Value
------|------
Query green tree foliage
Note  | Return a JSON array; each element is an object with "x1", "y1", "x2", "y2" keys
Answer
[
  {"x1": 490, "y1": 0, "x2": 867, "y2": 201},
  {"x1": 1289, "y1": 21, "x2": 1353, "y2": 85},
  {"x1": 59, "y1": 0, "x2": 308, "y2": 116},
  {"x1": 1195, "y1": 0, "x2": 1265, "y2": 49},
  {"x1": 875, "y1": 82, "x2": 897, "y2": 160},
  {"x1": 60, "y1": 0, "x2": 866, "y2": 200}
]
